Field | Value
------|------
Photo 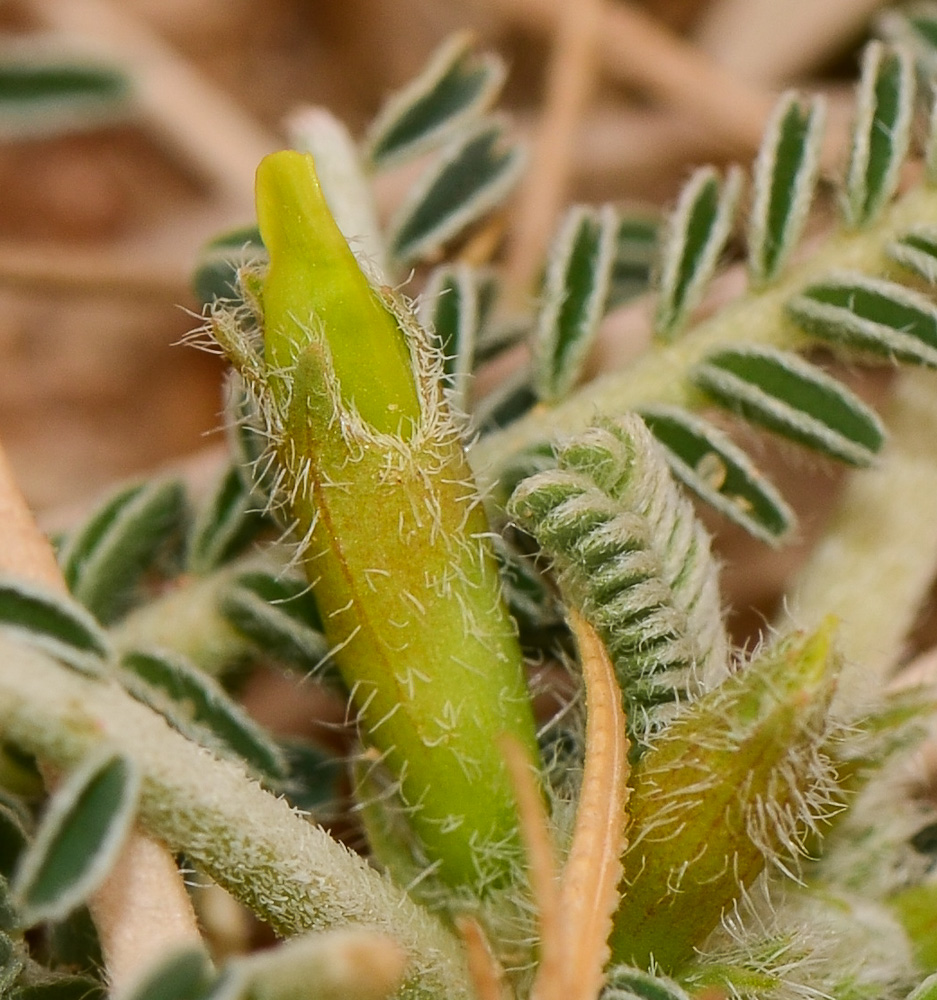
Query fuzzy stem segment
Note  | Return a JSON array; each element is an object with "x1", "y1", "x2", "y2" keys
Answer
[{"x1": 251, "y1": 152, "x2": 538, "y2": 889}]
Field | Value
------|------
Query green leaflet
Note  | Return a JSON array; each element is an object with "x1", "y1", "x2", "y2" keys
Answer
[
  {"x1": 186, "y1": 465, "x2": 268, "y2": 574},
  {"x1": 364, "y1": 32, "x2": 505, "y2": 169},
  {"x1": 11, "y1": 753, "x2": 139, "y2": 927},
  {"x1": 888, "y1": 226, "x2": 937, "y2": 285},
  {"x1": 0, "y1": 52, "x2": 129, "y2": 140},
  {"x1": 388, "y1": 117, "x2": 524, "y2": 265},
  {"x1": 608, "y1": 624, "x2": 841, "y2": 972},
  {"x1": 692, "y1": 345, "x2": 885, "y2": 466},
  {"x1": 120, "y1": 947, "x2": 215, "y2": 1000},
  {"x1": 418, "y1": 264, "x2": 481, "y2": 413},
  {"x1": 508, "y1": 415, "x2": 727, "y2": 743},
  {"x1": 219, "y1": 572, "x2": 329, "y2": 673},
  {"x1": 787, "y1": 273, "x2": 937, "y2": 366},
  {"x1": 59, "y1": 479, "x2": 187, "y2": 624},
  {"x1": 654, "y1": 165, "x2": 742, "y2": 340},
  {"x1": 879, "y1": 5, "x2": 937, "y2": 76},
  {"x1": 0, "y1": 578, "x2": 110, "y2": 677},
  {"x1": 748, "y1": 93, "x2": 825, "y2": 286},
  {"x1": 637, "y1": 405, "x2": 794, "y2": 542},
  {"x1": 532, "y1": 205, "x2": 618, "y2": 403},
  {"x1": 120, "y1": 649, "x2": 288, "y2": 782},
  {"x1": 844, "y1": 43, "x2": 915, "y2": 229}
]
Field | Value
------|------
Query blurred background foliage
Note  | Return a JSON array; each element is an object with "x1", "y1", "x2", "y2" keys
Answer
[{"x1": 0, "y1": 0, "x2": 905, "y2": 642}]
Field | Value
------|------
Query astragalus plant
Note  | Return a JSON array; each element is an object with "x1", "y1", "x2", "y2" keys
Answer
[{"x1": 6, "y1": 13, "x2": 937, "y2": 1000}]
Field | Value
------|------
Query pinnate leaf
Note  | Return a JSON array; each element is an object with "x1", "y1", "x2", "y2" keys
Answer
[
  {"x1": 692, "y1": 345, "x2": 884, "y2": 466},
  {"x1": 509, "y1": 415, "x2": 727, "y2": 742},
  {"x1": 12, "y1": 753, "x2": 139, "y2": 926}
]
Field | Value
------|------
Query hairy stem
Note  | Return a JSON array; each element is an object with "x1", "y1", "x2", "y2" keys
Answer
[
  {"x1": 0, "y1": 442, "x2": 202, "y2": 992},
  {"x1": 0, "y1": 639, "x2": 470, "y2": 1000},
  {"x1": 783, "y1": 367, "x2": 937, "y2": 718},
  {"x1": 471, "y1": 180, "x2": 937, "y2": 490}
]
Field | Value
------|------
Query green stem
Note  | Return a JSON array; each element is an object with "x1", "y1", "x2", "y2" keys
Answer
[
  {"x1": 471, "y1": 181, "x2": 937, "y2": 490},
  {"x1": 0, "y1": 636, "x2": 469, "y2": 1000}
]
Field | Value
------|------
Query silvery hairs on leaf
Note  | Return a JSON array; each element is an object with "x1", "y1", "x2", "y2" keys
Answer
[
  {"x1": 654, "y1": 165, "x2": 742, "y2": 340},
  {"x1": 59, "y1": 478, "x2": 187, "y2": 625},
  {"x1": 419, "y1": 264, "x2": 481, "y2": 416},
  {"x1": 532, "y1": 204, "x2": 618, "y2": 404},
  {"x1": 843, "y1": 42, "x2": 915, "y2": 229},
  {"x1": 638, "y1": 405, "x2": 795, "y2": 543},
  {"x1": 747, "y1": 92, "x2": 826, "y2": 287},
  {"x1": 363, "y1": 31, "x2": 506, "y2": 170},
  {"x1": 508, "y1": 413, "x2": 728, "y2": 744},
  {"x1": 887, "y1": 226, "x2": 937, "y2": 286},
  {"x1": 12, "y1": 751, "x2": 139, "y2": 926},
  {"x1": 0, "y1": 40, "x2": 131, "y2": 141},
  {"x1": 387, "y1": 116, "x2": 524, "y2": 266},
  {"x1": 787, "y1": 271, "x2": 937, "y2": 367},
  {"x1": 691, "y1": 345, "x2": 884, "y2": 467},
  {"x1": 120, "y1": 648, "x2": 288, "y2": 783},
  {"x1": 0, "y1": 576, "x2": 110, "y2": 677}
]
